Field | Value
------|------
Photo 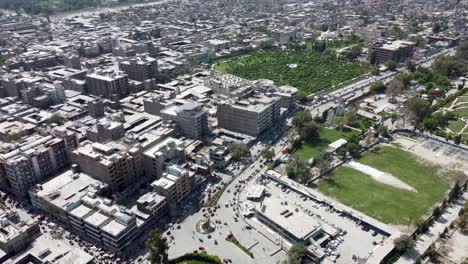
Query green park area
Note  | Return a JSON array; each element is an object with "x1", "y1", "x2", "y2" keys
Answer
[
  {"x1": 317, "y1": 146, "x2": 451, "y2": 225},
  {"x1": 213, "y1": 48, "x2": 369, "y2": 96},
  {"x1": 296, "y1": 126, "x2": 359, "y2": 161}
]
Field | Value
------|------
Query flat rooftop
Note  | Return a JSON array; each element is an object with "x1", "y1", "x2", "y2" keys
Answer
[
  {"x1": 258, "y1": 196, "x2": 323, "y2": 240},
  {"x1": 101, "y1": 219, "x2": 128, "y2": 237},
  {"x1": 84, "y1": 211, "x2": 109, "y2": 228},
  {"x1": 32, "y1": 170, "x2": 107, "y2": 212},
  {"x1": 5, "y1": 233, "x2": 94, "y2": 264}
]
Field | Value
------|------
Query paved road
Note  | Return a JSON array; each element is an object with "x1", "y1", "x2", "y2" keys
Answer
[
  {"x1": 307, "y1": 47, "x2": 456, "y2": 118},
  {"x1": 396, "y1": 192, "x2": 467, "y2": 264}
]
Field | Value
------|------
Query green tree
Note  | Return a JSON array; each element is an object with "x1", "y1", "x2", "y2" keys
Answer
[
  {"x1": 292, "y1": 111, "x2": 313, "y2": 130},
  {"x1": 385, "y1": 60, "x2": 397, "y2": 71},
  {"x1": 146, "y1": 229, "x2": 169, "y2": 264},
  {"x1": 432, "y1": 55, "x2": 466, "y2": 78},
  {"x1": 286, "y1": 165, "x2": 295, "y2": 178},
  {"x1": 334, "y1": 116, "x2": 346, "y2": 135},
  {"x1": 315, "y1": 151, "x2": 331, "y2": 174},
  {"x1": 288, "y1": 243, "x2": 306, "y2": 264},
  {"x1": 405, "y1": 98, "x2": 430, "y2": 128},
  {"x1": 424, "y1": 244, "x2": 440, "y2": 262},
  {"x1": 394, "y1": 234, "x2": 416, "y2": 252},
  {"x1": 457, "y1": 212, "x2": 467, "y2": 230},
  {"x1": 370, "y1": 66, "x2": 380, "y2": 76},
  {"x1": 47, "y1": 113, "x2": 65, "y2": 125},
  {"x1": 337, "y1": 148, "x2": 347, "y2": 159},
  {"x1": 405, "y1": 59, "x2": 416, "y2": 73},
  {"x1": 386, "y1": 79, "x2": 404, "y2": 102},
  {"x1": 422, "y1": 117, "x2": 437, "y2": 131},
  {"x1": 347, "y1": 142, "x2": 360, "y2": 157},
  {"x1": 370, "y1": 81, "x2": 386, "y2": 94},
  {"x1": 456, "y1": 41, "x2": 468, "y2": 61},
  {"x1": 261, "y1": 148, "x2": 275, "y2": 160},
  {"x1": 301, "y1": 121, "x2": 320, "y2": 141},
  {"x1": 432, "y1": 206, "x2": 442, "y2": 218},
  {"x1": 228, "y1": 144, "x2": 249, "y2": 161}
]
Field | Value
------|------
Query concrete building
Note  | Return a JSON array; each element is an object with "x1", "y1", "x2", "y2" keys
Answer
[
  {"x1": 207, "y1": 39, "x2": 232, "y2": 52},
  {"x1": 29, "y1": 169, "x2": 109, "y2": 223},
  {"x1": 0, "y1": 210, "x2": 40, "y2": 258},
  {"x1": 118, "y1": 56, "x2": 158, "y2": 82},
  {"x1": 88, "y1": 98, "x2": 105, "y2": 118},
  {"x1": 209, "y1": 146, "x2": 229, "y2": 169},
  {"x1": 271, "y1": 29, "x2": 297, "y2": 44},
  {"x1": 143, "y1": 137, "x2": 185, "y2": 179},
  {"x1": 217, "y1": 96, "x2": 281, "y2": 137},
  {"x1": 136, "y1": 191, "x2": 168, "y2": 218},
  {"x1": 0, "y1": 133, "x2": 69, "y2": 198},
  {"x1": 63, "y1": 53, "x2": 82, "y2": 70},
  {"x1": 68, "y1": 195, "x2": 138, "y2": 252},
  {"x1": 161, "y1": 103, "x2": 209, "y2": 139},
  {"x1": 86, "y1": 120, "x2": 125, "y2": 143},
  {"x1": 150, "y1": 164, "x2": 190, "y2": 203},
  {"x1": 369, "y1": 40, "x2": 415, "y2": 65},
  {"x1": 70, "y1": 141, "x2": 143, "y2": 192},
  {"x1": 85, "y1": 70, "x2": 129, "y2": 99},
  {"x1": 143, "y1": 94, "x2": 174, "y2": 115},
  {"x1": 276, "y1": 85, "x2": 298, "y2": 110}
]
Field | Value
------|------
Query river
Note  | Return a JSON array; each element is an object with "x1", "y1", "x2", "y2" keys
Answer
[{"x1": 50, "y1": 0, "x2": 172, "y2": 20}]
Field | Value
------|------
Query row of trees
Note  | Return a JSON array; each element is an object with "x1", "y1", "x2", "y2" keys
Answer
[{"x1": 432, "y1": 41, "x2": 468, "y2": 79}]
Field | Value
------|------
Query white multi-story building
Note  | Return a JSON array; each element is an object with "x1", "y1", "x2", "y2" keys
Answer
[{"x1": 143, "y1": 137, "x2": 185, "y2": 179}]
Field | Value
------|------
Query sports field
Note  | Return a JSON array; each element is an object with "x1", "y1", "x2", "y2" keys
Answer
[{"x1": 317, "y1": 146, "x2": 450, "y2": 225}]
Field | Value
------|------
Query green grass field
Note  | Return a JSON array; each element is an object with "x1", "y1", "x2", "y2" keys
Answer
[
  {"x1": 457, "y1": 96, "x2": 468, "y2": 103},
  {"x1": 296, "y1": 127, "x2": 359, "y2": 161},
  {"x1": 449, "y1": 120, "x2": 466, "y2": 133},
  {"x1": 317, "y1": 146, "x2": 450, "y2": 225},
  {"x1": 453, "y1": 107, "x2": 468, "y2": 117}
]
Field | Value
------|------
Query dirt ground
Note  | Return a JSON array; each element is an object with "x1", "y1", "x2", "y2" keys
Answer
[
  {"x1": 393, "y1": 135, "x2": 468, "y2": 176},
  {"x1": 434, "y1": 229, "x2": 468, "y2": 264}
]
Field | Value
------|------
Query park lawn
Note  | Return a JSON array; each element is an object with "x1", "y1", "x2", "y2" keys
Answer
[
  {"x1": 213, "y1": 49, "x2": 369, "y2": 95},
  {"x1": 453, "y1": 107, "x2": 468, "y2": 117},
  {"x1": 449, "y1": 120, "x2": 466, "y2": 133},
  {"x1": 458, "y1": 96, "x2": 468, "y2": 103},
  {"x1": 296, "y1": 127, "x2": 359, "y2": 161},
  {"x1": 317, "y1": 146, "x2": 450, "y2": 225}
]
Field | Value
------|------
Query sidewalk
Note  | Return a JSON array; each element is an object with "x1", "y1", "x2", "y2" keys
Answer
[{"x1": 396, "y1": 192, "x2": 468, "y2": 264}]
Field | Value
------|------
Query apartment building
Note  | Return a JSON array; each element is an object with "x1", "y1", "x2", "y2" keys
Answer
[
  {"x1": 136, "y1": 191, "x2": 168, "y2": 218},
  {"x1": 276, "y1": 85, "x2": 298, "y2": 110},
  {"x1": 271, "y1": 29, "x2": 297, "y2": 44},
  {"x1": 118, "y1": 56, "x2": 158, "y2": 82},
  {"x1": 68, "y1": 195, "x2": 138, "y2": 252},
  {"x1": 207, "y1": 39, "x2": 232, "y2": 52},
  {"x1": 86, "y1": 121, "x2": 125, "y2": 143},
  {"x1": 0, "y1": 133, "x2": 69, "y2": 198},
  {"x1": 369, "y1": 39, "x2": 415, "y2": 65},
  {"x1": 150, "y1": 164, "x2": 191, "y2": 203},
  {"x1": 0, "y1": 210, "x2": 40, "y2": 258},
  {"x1": 161, "y1": 103, "x2": 209, "y2": 139},
  {"x1": 70, "y1": 141, "x2": 143, "y2": 192},
  {"x1": 29, "y1": 170, "x2": 108, "y2": 223},
  {"x1": 217, "y1": 96, "x2": 281, "y2": 137},
  {"x1": 85, "y1": 70, "x2": 130, "y2": 99},
  {"x1": 143, "y1": 137, "x2": 185, "y2": 179}
]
